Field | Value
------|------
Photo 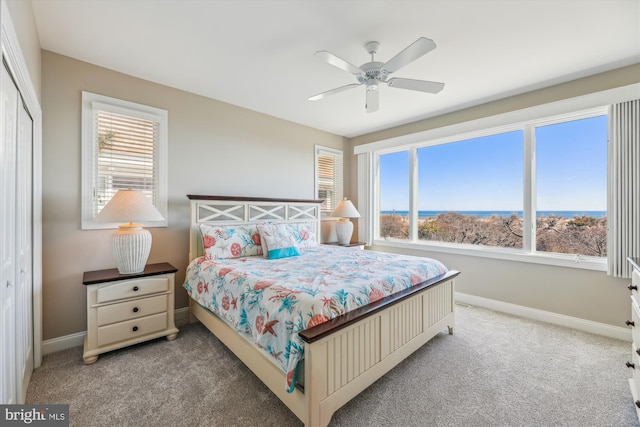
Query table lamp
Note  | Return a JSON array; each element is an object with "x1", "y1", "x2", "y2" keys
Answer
[
  {"x1": 331, "y1": 198, "x2": 361, "y2": 245},
  {"x1": 95, "y1": 189, "x2": 165, "y2": 274}
]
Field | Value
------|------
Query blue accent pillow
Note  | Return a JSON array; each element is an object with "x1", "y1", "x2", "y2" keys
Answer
[{"x1": 258, "y1": 223, "x2": 301, "y2": 259}]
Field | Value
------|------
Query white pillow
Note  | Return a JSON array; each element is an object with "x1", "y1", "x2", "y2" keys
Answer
[
  {"x1": 257, "y1": 223, "x2": 300, "y2": 259},
  {"x1": 286, "y1": 222, "x2": 319, "y2": 249}
]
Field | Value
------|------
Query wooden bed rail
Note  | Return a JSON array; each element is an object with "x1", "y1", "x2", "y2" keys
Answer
[{"x1": 300, "y1": 270, "x2": 460, "y2": 343}]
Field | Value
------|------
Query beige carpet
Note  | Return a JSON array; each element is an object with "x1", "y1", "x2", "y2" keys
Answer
[{"x1": 27, "y1": 304, "x2": 639, "y2": 427}]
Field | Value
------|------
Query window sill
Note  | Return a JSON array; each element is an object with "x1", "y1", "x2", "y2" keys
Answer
[{"x1": 373, "y1": 238, "x2": 607, "y2": 272}]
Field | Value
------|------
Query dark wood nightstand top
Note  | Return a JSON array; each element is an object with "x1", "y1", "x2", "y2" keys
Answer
[
  {"x1": 323, "y1": 242, "x2": 366, "y2": 247},
  {"x1": 82, "y1": 262, "x2": 178, "y2": 285}
]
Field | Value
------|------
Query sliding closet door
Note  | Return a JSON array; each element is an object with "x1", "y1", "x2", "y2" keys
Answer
[
  {"x1": 16, "y1": 96, "x2": 33, "y2": 402},
  {"x1": 0, "y1": 62, "x2": 18, "y2": 404}
]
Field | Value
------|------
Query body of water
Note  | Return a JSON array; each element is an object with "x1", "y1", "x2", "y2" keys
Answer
[{"x1": 380, "y1": 210, "x2": 607, "y2": 219}]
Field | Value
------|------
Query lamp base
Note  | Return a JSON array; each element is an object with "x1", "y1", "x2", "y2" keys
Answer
[
  {"x1": 334, "y1": 219, "x2": 353, "y2": 245},
  {"x1": 111, "y1": 224, "x2": 151, "y2": 274}
]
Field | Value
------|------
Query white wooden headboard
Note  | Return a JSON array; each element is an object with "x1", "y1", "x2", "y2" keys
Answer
[{"x1": 187, "y1": 195, "x2": 323, "y2": 261}]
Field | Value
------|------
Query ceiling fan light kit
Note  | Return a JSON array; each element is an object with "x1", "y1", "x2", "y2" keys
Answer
[{"x1": 309, "y1": 37, "x2": 445, "y2": 113}]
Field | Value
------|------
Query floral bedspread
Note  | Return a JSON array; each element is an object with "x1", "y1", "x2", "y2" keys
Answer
[{"x1": 183, "y1": 245, "x2": 448, "y2": 393}]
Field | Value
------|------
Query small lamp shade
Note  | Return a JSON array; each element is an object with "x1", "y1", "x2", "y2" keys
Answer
[
  {"x1": 95, "y1": 189, "x2": 164, "y2": 224},
  {"x1": 331, "y1": 198, "x2": 361, "y2": 245},
  {"x1": 95, "y1": 190, "x2": 164, "y2": 274}
]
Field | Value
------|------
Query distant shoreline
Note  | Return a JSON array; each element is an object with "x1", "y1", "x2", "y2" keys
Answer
[{"x1": 380, "y1": 210, "x2": 607, "y2": 219}]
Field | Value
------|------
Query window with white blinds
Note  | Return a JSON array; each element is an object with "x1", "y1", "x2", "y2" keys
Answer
[
  {"x1": 315, "y1": 146, "x2": 343, "y2": 216},
  {"x1": 81, "y1": 92, "x2": 168, "y2": 229},
  {"x1": 94, "y1": 110, "x2": 158, "y2": 213}
]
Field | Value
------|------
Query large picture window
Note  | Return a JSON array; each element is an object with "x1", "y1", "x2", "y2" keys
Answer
[
  {"x1": 375, "y1": 108, "x2": 608, "y2": 264},
  {"x1": 416, "y1": 131, "x2": 523, "y2": 248},
  {"x1": 81, "y1": 92, "x2": 168, "y2": 229}
]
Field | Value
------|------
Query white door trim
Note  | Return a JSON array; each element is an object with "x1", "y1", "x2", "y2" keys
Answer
[{"x1": 1, "y1": 0, "x2": 43, "y2": 370}]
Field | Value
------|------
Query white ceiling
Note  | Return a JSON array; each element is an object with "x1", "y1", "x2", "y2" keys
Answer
[{"x1": 31, "y1": 0, "x2": 640, "y2": 138}]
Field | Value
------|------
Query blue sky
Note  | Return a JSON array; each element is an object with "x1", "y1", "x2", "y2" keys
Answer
[{"x1": 379, "y1": 115, "x2": 608, "y2": 212}]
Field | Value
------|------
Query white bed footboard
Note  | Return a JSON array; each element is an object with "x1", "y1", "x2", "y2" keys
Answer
[
  {"x1": 302, "y1": 276, "x2": 455, "y2": 427},
  {"x1": 189, "y1": 273, "x2": 456, "y2": 427}
]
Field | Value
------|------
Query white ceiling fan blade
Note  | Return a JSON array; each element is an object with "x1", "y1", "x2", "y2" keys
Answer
[
  {"x1": 308, "y1": 83, "x2": 361, "y2": 101},
  {"x1": 366, "y1": 88, "x2": 379, "y2": 113},
  {"x1": 381, "y1": 37, "x2": 437, "y2": 74},
  {"x1": 387, "y1": 78, "x2": 444, "y2": 94},
  {"x1": 314, "y1": 51, "x2": 363, "y2": 75}
]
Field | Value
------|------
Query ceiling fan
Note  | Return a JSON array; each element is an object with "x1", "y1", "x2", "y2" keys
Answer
[{"x1": 308, "y1": 37, "x2": 445, "y2": 113}]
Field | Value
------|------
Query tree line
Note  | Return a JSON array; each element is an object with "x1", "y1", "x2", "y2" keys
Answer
[{"x1": 380, "y1": 212, "x2": 607, "y2": 257}]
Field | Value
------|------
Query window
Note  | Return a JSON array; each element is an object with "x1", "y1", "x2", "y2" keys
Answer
[
  {"x1": 82, "y1": 92, "x2": 168, "y2": 229},
  {"x1": 315, "y1": 146, "x2": 343, "y2": 216},
  {"x1": 535, "y1": 115, "x2": 607, "y2": 256},
  {"x1": 374, "y1": 107, "x2": 608, "y2": 266},
  {"x1": 416, "y1": 131, "x2": 523, "y2": 248},
  {"x1": 379, "y1": 151, "x2": 409, "y2": 239}
]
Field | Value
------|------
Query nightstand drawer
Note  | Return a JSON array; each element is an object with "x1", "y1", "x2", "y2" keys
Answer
[
  {"x1": 97, "y1": 312, "x2": 168, "y2": 347},
  {"x1": 97, "y1": 294, "x2": 168, "y2": 326},
  {"x1": 97, "y1": 277, "x2": 168, "y2": 303}
]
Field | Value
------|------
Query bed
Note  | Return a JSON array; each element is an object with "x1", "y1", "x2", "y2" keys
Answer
[{"x1": 185, "y1": 195, "x2": 459, "y2": 427}]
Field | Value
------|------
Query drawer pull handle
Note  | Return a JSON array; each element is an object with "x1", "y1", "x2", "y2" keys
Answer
[
  {"x1": 133, "y1": 307, "x2": 139, "y2": 313},
  {"x1": 636, "y1": 348, "x2": 640, "y2": 357},
  {"x1": 636, "y1": 401, "x2": 640, "y2": 409},
  {"x1": 627, "y1": 361, "x2": 635, "y2": 369},
  {"x1": 132, "y1": 326, "x2": 139, "y2": 332},
  {"x1": 133, "y1": 286, "x2": 139, "y2": 292},
  {"x1": 626, "y1": 320, "x2": 635, "y2": 327},
  {"x1": 629, "y1": 284, "x2": 638, "y2": 291}
]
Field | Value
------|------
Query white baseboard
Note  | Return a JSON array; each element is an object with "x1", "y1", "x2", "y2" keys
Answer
[
  {"x1": 174, "y1": 307, "x2": 190, "y2": 324},
  {"x1": 42, "y1": 307, "x2": 192, "y2": 356},
  {"x1": 43, "y1": 298, "x2": 630, "y2": 356},
  {"x1": 42, "y1": 331, "x2": 86, "y2": 355},
  {"x1": 456, "y1": 292, "x2": 631, "y2": 342}
]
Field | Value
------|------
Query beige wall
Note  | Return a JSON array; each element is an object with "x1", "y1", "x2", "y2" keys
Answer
[
  {"x1": 41, "y1": 51, "x2": 347, "y2": 340},
  {"x1": 5, "y1": 0, "x2": 41, "y2": 101},
  {"x1": 350, "y1": 64, "x2": 640, "y2": 328}
]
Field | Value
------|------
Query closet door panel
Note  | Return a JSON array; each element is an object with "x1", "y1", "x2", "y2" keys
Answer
[
  {"x1": 0, "y1": 64, "x2": 18, "y2": 404},
  {"x1": 16, "y1": 99, "x2": 33, "y2": 401}
]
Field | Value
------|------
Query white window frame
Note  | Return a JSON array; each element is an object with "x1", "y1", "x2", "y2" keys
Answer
[
  {"x1": 81, "y1": 92, "x2": 168, "y2": 230},
  {"x1": 315, "y1": 145, "x2": 343, "y2": 217},
  {"x1": 356, "y1": 84, "x2": 640, "y2": 271}
]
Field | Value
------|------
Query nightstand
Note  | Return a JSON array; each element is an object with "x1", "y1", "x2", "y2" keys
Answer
[
  {"x1": 323, "y1": 241, "x2": 366, "y2": 250},
  {"x1": 82, "y1": 262, "x2": 179, "y2": 364}
]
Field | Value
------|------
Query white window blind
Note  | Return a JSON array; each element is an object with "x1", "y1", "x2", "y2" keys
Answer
[
  {"x1": 93, "y1": 109, "x2": 159, "y2": 215},
  {"x1": 315, "y1": 146, "x2": 343, "y2": 215},
  {"x1": 81, "y1": 92, "x2": 168, "y2": 230}
]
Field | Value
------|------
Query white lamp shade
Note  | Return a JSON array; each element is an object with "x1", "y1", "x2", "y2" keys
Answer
[
  {"x1": 95, "y1": 190, "x2": 164, "y2": 274},
  {"x1": 331, "y1": 198, "x2": 361, "y2": 218},
  {"x1": 95, "y1": 189, "x2": 164, "y2": 224}
]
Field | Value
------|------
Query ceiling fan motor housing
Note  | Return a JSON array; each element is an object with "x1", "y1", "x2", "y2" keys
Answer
[{"x1": 357, "y1": 62, "x2": 387, "y2": 85}]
